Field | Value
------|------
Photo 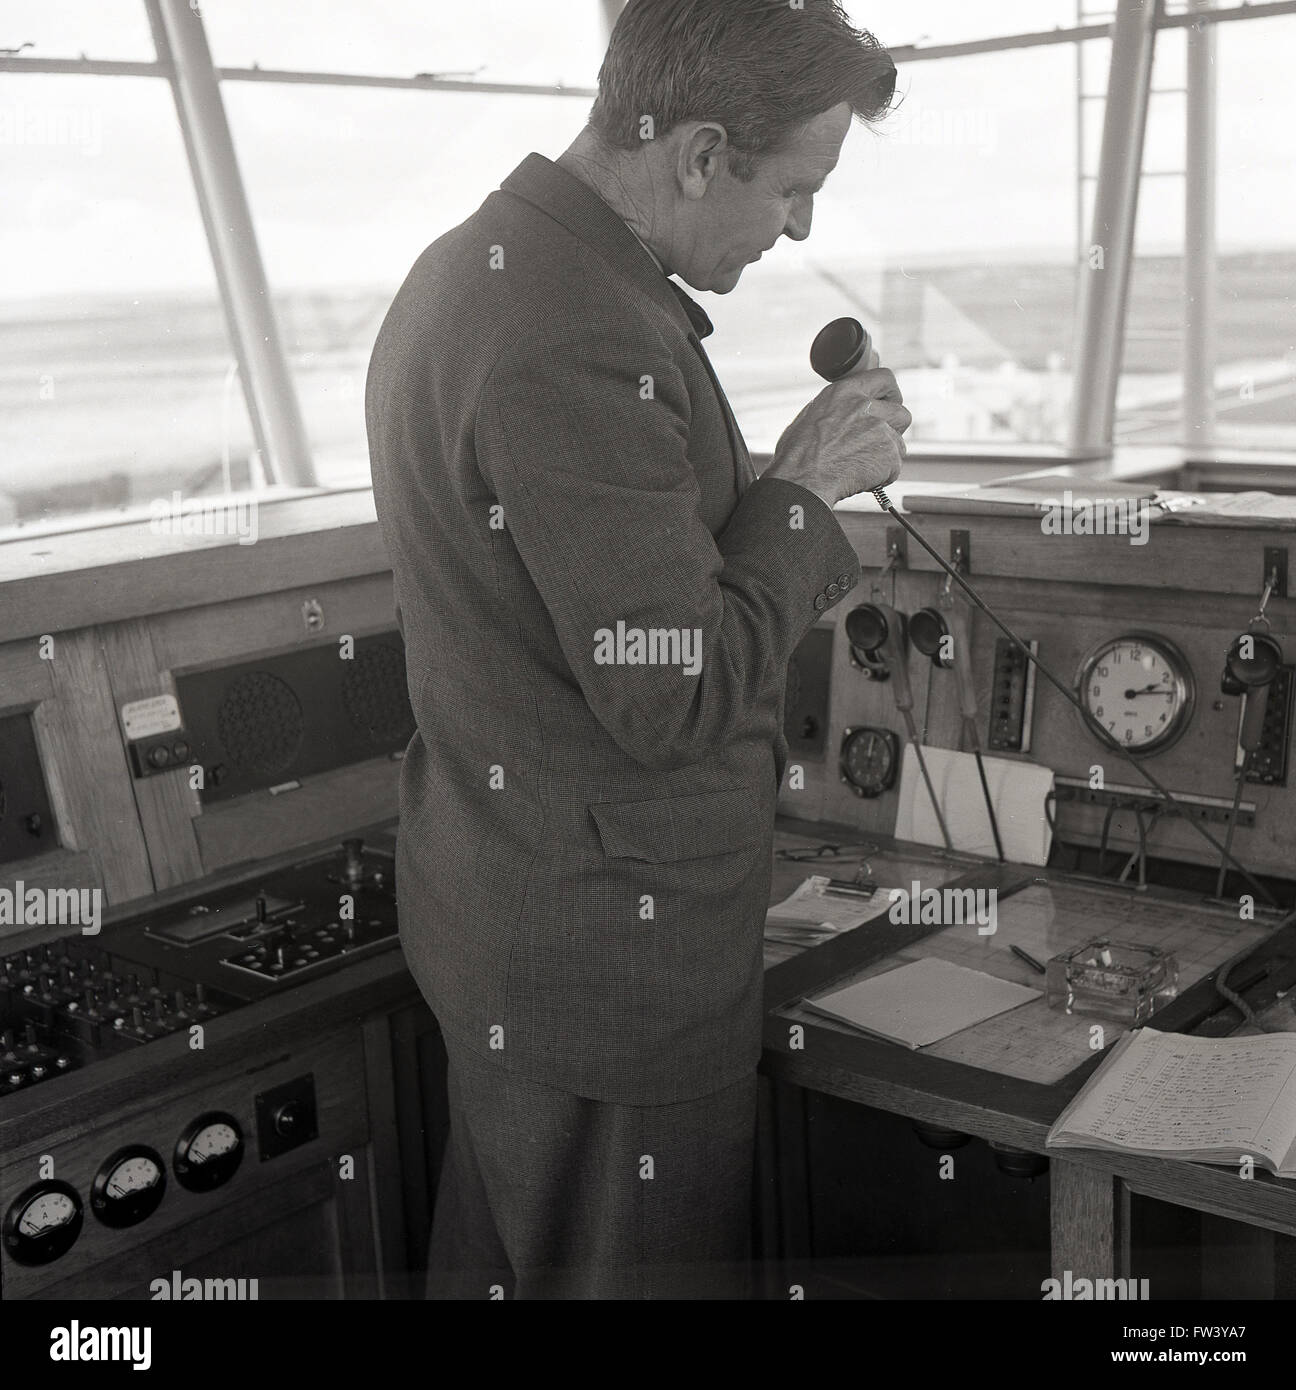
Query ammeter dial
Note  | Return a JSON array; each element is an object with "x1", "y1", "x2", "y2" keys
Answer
[
  {"x1": 91, "y1": 1145, "x2": 166, "y2": 1227},
  {"x1": 840, "y1": 726, "x2": 901, "y2": 798},
  {"x1": 174, "y1": 1112, "x2": 244, "y2": 1192},
  {"x1": 1075, "y1": 633, "x2": 1195, "y2": 755},
  {"x1": 3, "y1": 1179, "x2": 83, "y2": 1265}
]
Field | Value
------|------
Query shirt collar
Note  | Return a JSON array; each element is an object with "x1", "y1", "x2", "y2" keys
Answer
[{"x1": 623, "y1": 220, "x2": 665, "y2": 275}]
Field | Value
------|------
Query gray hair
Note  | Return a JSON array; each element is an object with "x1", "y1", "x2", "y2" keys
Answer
[{"x1": 589, "y1": 0, "x2": 897, "y2": 180}]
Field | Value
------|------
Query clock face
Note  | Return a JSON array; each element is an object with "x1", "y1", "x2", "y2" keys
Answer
[{"x1": 1076, "y1": 634, "x2": 1195, "y2": 755}]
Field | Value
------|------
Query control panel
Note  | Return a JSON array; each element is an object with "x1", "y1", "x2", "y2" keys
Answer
[
  {"x1": 781, "y1": 514, "x2": 1296, "y2": 884},
  {"x1": 0, "y1": 839, "x2": 396, "y2": 1099}
]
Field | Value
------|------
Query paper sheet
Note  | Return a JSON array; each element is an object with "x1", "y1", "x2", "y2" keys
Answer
[
  {"x1": 764, "y1": 874, "x2": 898, "y2": 945},
  {"x1": 803, "y1": 955, "x2": 1041, "y2": 1050},
  {"x1": 894, "y1": 745, "x2": 1055, "y2": 865}
]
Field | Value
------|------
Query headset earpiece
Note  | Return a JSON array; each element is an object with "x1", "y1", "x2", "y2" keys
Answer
[
  {"x1": 1223, "y1": 629, "x2": 1283, "y2": 691},
  {"x1": 845, "y1": 603, "x2": 892, "y2": 654},
  {"x1": 908, "y1": 607, "x2": 952, "y2": 669}
]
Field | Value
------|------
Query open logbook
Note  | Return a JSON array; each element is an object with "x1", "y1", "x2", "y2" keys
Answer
[{"x1": 1046, "y1": 1028, "x2": 1296, "y2": 1178}]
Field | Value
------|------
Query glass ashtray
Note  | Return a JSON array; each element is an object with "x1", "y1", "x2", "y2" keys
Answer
[{"x1": 1045, "y1": 937, "x2": 1179, "y2": 1025}]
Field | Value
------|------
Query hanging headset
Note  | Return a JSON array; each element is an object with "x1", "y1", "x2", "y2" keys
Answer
[
  {"x1": 1215, "y1": 575, "x2": 1285, "y2": 896},
  {"x1": 811, "y1": 316, "x2": 1281, "y2": 908}
]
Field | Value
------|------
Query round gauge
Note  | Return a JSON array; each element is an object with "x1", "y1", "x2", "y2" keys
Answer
[
  {"x1": 1075, "y1": 633, "x2": 1195, "y2": 755},
  {"x1": 3, "y1": 1179, "x2": 83, "y2": 1265},
  {"x1": 840, "y1": 726, "x2": 901, "y2": 798},
  {"x1": 174, "y1": 1112, "x2": 244, "y2": 1192},
  {"x1": 91, "y1": 1144, "x2": 166, "y2": 1228}
]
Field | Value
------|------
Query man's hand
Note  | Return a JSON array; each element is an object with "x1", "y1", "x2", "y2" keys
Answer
[{"x1": 765, "y1": 353, "x2": 910, "y2": 508}]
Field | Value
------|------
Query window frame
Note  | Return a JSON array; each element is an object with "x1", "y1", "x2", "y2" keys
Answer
[{"x1": 2, "y1": 0, "x2": 1295, "y2": 541}]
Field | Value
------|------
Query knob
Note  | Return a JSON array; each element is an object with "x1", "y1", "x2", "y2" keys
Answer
[
  {"x1": 273, "y1": 1100, "x2": 307, "y2": 1139},
  {"x1": 343, "y1": 837, "x2": 365, "y2": 884}
]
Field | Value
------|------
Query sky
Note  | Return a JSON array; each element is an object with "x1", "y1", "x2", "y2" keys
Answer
[{"x1": 1, "y1": 0, "x2": 1294, "y2": 300}]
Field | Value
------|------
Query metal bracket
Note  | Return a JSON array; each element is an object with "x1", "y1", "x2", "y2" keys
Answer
[
  {"x1": 950, "y1": 529, "x2": 970, "y2": 574},
  {"x1": 885, "y1": 526, "x2": 908, "y2": 568},
  {"x1": 1263, "y1": 546, "x2": 1288, "y2": 600}
]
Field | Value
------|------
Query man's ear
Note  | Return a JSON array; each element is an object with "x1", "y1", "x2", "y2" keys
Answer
[{"x1": 675, "y1": 122, "x2": 731, "y2": 201}]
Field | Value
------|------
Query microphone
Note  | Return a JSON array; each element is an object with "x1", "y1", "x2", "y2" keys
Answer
[
  {"x1": 807, "y1": 316, "x2": 1276, "y2": 901},
  {"x1": 810, "y1": 317, "x2": 893, "y2": 515}
]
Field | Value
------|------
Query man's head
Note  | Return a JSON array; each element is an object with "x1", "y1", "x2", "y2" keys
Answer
[{"x1": 580, "y1": 0, "x2": 895, "y2": 293}]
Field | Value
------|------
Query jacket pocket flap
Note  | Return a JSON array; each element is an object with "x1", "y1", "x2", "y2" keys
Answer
[{"x1": 589, "y1": 787, "x2": 763, "y2": 862}]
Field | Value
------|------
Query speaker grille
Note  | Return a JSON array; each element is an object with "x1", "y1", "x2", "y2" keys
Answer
[
  {"x1": 343, "y1": 644, "x2": 414, "y2": 743},
  {"x1": 216, "y1": 672, "x2": 304, "y2": 776},
  {"x1": 176, "y1": 631, "x2": 414, "y2": 804}
]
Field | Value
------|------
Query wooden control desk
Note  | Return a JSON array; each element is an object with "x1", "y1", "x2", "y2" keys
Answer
[{"x1": 761, "y1": 816, "x2": 1296, "y2": 1297}]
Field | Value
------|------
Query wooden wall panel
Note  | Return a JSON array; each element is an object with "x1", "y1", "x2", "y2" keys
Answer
[
  {"x1": 96, "y1": 620, "x2": 204, "y2": 891},
  {"x1": 0, "y1": 632, "x2": 153, "y2": 916}
]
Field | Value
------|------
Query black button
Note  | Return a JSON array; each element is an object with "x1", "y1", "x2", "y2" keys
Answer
[{"x1": 813, "y1": 595, "x2": 828, "y2": 611}]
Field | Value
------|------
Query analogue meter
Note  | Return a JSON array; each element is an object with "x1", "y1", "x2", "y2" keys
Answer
[
  {"x1": 174, "y1": 1112, "x2": 244, "y2": 1192},
  {"x1": 91, "y1": 1145, "x2": 166, "y2": 1227},
  {"x1": 840, "y1": 726, "x2": 901, "y2": 798},
  {"x1": 3, "y1": 1179, "x2": 83, "y2": 1265}
]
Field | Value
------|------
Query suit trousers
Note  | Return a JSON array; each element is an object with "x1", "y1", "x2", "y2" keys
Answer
[{"x1": 425, "y1": 1028, "x2": 758, "y2": 1299}]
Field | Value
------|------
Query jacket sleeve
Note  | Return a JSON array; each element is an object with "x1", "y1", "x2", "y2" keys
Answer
[{"x1": 474, "y1": 324, "x2": 861, "y2": 773}]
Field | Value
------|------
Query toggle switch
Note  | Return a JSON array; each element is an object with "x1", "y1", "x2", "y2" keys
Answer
[{"x1": 254, "y1": 1074, "x2": 318, "y2": 1160}]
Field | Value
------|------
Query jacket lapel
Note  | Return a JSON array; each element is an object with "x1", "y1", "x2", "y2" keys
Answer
[
  {"x1": 500, "y1": 155, "x2": 757, "y2": 500},
  {"x1": 667, "y1": 282, "x2": 758, "y2": 499}
]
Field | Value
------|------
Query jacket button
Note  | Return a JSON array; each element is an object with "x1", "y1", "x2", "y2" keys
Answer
[
  {"x1": 838, "y1": 573, "x2": 854, "y2": 588},
  {"x1": 813, "y1": 594, "x2": 828, "y2": 611},
  {"x1": 826, "y1": 582, "x2": 840, "y2": 599}
]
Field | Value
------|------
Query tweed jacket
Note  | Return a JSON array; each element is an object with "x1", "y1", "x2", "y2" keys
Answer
[{"x1": 367, "y1": 153, "x2": 860, "y2": 1104}]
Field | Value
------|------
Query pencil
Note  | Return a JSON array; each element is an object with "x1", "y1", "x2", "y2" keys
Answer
[{"x1": 1010, "y1": 944, "x2": 1047, "y2": 974}]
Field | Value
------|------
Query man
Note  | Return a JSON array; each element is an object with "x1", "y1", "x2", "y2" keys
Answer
[{"x1": 367, "y1": 0, "x2": 907, "y2": 1299}]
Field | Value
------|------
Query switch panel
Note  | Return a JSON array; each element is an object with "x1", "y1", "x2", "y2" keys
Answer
[
  {"x1": 127, "y1": 729, "x2": 193, "y2": 779},
  {"x1": 987, "y1": 637, "x2": 1038, "y2": 753},
  {"x1": 1244, "y1": 665, "x2": 1293, "y2": 787},
  {"x1": 255, "y1": 1073, "x2": 318, "y2": 1160}
]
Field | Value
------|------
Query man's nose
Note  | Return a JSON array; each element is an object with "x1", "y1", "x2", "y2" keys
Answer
[{"x1": 784, "y1": 196, "x2": 813, "y2": 242}]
